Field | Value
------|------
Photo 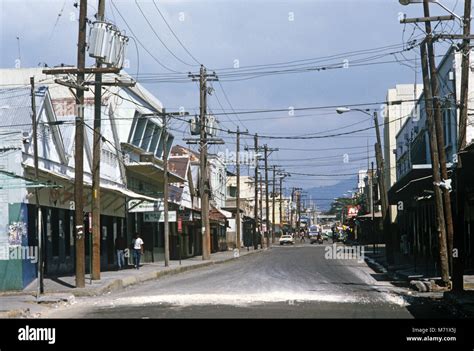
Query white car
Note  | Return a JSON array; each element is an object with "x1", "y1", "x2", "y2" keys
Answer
[{"x1": 279, "y1": 235, "x2": 295, "y2": 245}]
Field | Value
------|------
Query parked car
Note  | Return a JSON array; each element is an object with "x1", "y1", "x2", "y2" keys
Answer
[{"x1": 279, "y1": 235, "x2": 295, "y2": 245}]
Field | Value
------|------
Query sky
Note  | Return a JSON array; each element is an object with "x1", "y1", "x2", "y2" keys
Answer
[{"x1": 0, "y1": 0, "x2": 464, "y2": 210}]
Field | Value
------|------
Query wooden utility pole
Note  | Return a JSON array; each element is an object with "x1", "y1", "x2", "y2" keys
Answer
[
  {"x1": 279, "y1": 176, "x2": 284, "y2": 231},
  {"x1": 162, "y1": 109, "x2": 170, "y2": 267},
  {"x1": 373, "y1": 111, "x2": 392, "y2": 262},
  {"x1": 199, "y1": 65, "x2": 210, "y2": 260},
  {"x1": 296, "y1": 189, "x2": 301, "y2": 231},
  {"x1": 254, "y1": 134, "x2": 259, "y2": 249},
  {"x1": 453, "y1": 0, "x2": 471, "y2": 292},
  {"x1": 188, "y1": 66, "x2": 218, "y2": 260},
  {"x1": 31, "y1": 77, "x2": 44, "y2": 295},
  {"x1": 272, "y1": 165, "x2": 277, "y2": 243},
  {"x1": 420, "y1": 39, "x2": 450, "y2": 285},
  {"x1": 264, "y1": 145, "x2": 270, "y2": 248},
  {"x1": 370, "y1": 162, "x2": 375, "y2": 254},
  {"x1": 290, "y1": 188, "x2": 295, "y2": 230},
  {"x1": 236, "y1": 126, "x2": 241, "y2": 250},
  {"x1": 91, "y1": 0, "x2": 105, "y2": 281},
  {"x1": 42, "y1": 0, "x2": 126, "y2": 287},
  {"x1": 74, "y1": 0, "x2": 87, "y2": 288},
  {"x1": 423, "y1": 0, "x2": 454, "y2": 277},
  {"x1": 259, "y1": 169, "x2": 264, "y2": 245},
  {"x1": 457, "y1": 0, "x2": 472, "y2": 154}
]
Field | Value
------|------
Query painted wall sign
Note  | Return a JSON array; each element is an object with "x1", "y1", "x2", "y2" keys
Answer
[{"x1": 143, "y1": 211, "x2": 177, "y2": 222}]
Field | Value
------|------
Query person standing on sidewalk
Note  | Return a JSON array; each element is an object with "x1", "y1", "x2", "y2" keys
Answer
[
  {"x1": 132, "y1": 233, "x2": 144, "y2": 270},
  {"x1": 115, "y1": 234, "x2": 127, "y2": 270}
]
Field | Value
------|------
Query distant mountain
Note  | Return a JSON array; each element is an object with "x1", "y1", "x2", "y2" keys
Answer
[{"x1": 304, "y1": 177, "x2": 357, "y2": 212}]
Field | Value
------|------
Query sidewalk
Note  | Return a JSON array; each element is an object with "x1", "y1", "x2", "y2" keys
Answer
[
  {"x1": 362, "y1": 244, "x2": 474, "y2": 316},
  {"x1": 0, "y1": 247, "x2": 264, "y2": 318}
]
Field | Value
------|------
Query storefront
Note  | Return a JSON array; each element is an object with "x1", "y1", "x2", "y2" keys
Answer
[
  {"x1": 242, "y1": 216, "x2": 256, "y2": 248},
  {"x1": 209, "y1": 206, "x2": 229, "y2": 252},
  {"x1": 170, "y1": 207, "x2": 201, "y2": 260}
]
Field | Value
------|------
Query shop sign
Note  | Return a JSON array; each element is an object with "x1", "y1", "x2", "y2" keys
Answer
[
  {"x1": 143, "y1": 211, "x2": 177, "y2": 222},
  {"x1": 128, "y1": 200, "x2": 164, "y2": 213}
]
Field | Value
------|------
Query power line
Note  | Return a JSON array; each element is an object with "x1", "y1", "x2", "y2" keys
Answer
[
  {"x1": 110, "y1": 0, "x2": 185, "y2": 74},
  {"x1": 134, "y1": 0, "x2": 196, "y2": 67},
  {"x1": 151, "y1": 0, "x2": 201, "y2": 65}
]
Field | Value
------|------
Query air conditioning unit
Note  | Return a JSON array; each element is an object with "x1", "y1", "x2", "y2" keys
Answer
[{"x1": 140, "y1": 152, "x2": 155, "y2": 163}]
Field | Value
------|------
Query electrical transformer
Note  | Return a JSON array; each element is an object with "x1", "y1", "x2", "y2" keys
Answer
[{"x1": 88, "y1": 21, "x2": 128, "y2": 69}]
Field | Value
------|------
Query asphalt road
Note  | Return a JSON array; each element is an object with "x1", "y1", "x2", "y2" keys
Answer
[{"x1": 46, "y1": 243, "x2": 462, "y2": 318}]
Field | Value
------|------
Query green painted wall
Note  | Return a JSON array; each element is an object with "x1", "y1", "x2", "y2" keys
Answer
[{"x1": 0, "y1": 260, "x2": 23, "y2": 291}]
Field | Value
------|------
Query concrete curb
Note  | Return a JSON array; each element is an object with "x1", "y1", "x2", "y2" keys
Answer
[
  {"x1": 364, "y1": 257, "x2": 388, "y2": 275},
  {"x1": 2, "y1": 249, "x2": 263, "y2": 300},
  {"x1": 0, "y1": 250, "x2": 264, "y2": 318},
  {"x1": 0, "y1": 308, "x2": 30, "y2": 318}
]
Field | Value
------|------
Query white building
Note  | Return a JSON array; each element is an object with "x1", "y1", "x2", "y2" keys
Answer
[
  {"x1": 383, "y1": 83, "x2": 422, "y2": 224},
  {"x1": 0, "y1": 67, "x2": 179, "y2": 290},
  {"x1": 388, "y1": 47, "x2": 474, "y2": 271}
]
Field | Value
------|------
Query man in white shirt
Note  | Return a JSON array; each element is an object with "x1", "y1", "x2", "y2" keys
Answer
[{"x1": 132, "y1": 233, "x2": 144, "y2": 269}]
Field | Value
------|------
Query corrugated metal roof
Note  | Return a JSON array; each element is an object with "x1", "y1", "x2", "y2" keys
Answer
[
  {"x1": 0, "y1": 87, "x2": 42, "y2": 132},
  {"x1": 57, "y1": 114, "x2": 76, "y2": 155}
]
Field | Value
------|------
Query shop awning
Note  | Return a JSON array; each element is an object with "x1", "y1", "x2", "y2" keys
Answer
[
  {"x1": 126, "y1": 162, "x2": 185, "y2": 183},
  {"x1": 387, "y1": 165, "x2": 433, "y2": 204},
  {"x1": 100, "y1": 184, "x2": 159, "y2": 201},
  {"x1": 209, "y1": 206, "x2": 231, "y2": 221},
  {"x1": 0, "y1": 170, "x2": 62, "y2": 190},
  {"x1": 357, "y1": 212, "x2": 382, "y2": 219},
  {"x1": 24, "y1": 164, "x2": 159, "y2": 201}
]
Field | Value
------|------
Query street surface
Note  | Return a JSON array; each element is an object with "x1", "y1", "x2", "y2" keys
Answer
[{"x1": 44, "y1": 243, "x2": 461, "y2": 318}]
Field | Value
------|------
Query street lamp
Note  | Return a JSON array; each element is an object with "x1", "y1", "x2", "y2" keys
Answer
[
  {"x1": 399, "y1": 0, "x2": 462, "y2": 21},
  {"x1": 336, "y1": 106, "x2": 389, "y2": 255},
  {"x1": 336, "y1": 107, "x2": 371, "y2": 117},
  {"x1": 277, "y1": 172, "x2": 290, "y2": 231}
]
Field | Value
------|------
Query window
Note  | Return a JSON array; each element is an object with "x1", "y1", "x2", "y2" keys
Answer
[
  {"x1": 228, "y1": 186, "x2": 237, "y2": 198},
  {"x1": 128, "y1": 114, "x2": 172, "y2": 159},
  {"x1": 131, "y1": 117, "x2": 146, "y2": 147},
  {"x1": 141, "y1": 121, "x2": 155, "y2": 150}
]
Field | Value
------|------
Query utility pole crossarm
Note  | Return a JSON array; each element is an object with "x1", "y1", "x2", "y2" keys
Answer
[{"x1": 400, "y1": 15, "x2": 455, "y2": 23}]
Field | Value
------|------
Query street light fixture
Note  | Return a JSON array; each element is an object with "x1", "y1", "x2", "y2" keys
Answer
[
  {"x1": 399, "y1": 0, "x2": 462, "y2": 21},
  {"x1": 336, "y1": 107, "x2": 371, "y2": 117},
  {"x1": 336, "y1": 105, "x2": 390, "y2": 255},
  {"x1": 335, "y1": 107, "x2": 351, "y2": 114}
]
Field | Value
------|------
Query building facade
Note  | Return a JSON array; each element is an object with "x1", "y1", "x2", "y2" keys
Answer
[
  {"x1": 0, "y1": 68, "x2": 179, "y2": 290},
  {"x1": 388, "y1": 47, "x2": 474, "y2": 274}
]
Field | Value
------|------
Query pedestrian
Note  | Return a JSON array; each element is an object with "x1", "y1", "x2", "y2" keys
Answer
[
  {"x1": 115, "y1": 234, "x2": 127, "y2": 270},
  {"x1": 132, "y1": 233, "x2": 144, "y2": 270}
]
